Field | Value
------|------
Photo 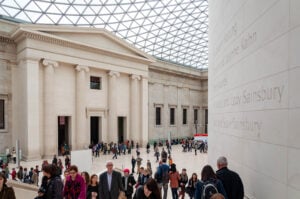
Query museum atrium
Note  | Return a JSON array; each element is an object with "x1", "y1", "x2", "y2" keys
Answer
[{"x1": 1, "y1": 0, "x2": 300, "y2": 199}]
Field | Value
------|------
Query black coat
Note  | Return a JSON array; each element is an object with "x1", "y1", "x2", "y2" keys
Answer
[
  {"x1": 122, "y1": 174, "x2": 136, "y2": 196},
  {"x1": 44, "y1": 176, "x2": 63, "y2": 199},
  {"x1": 216, "y1": 167, "x2": 244, "y2": 199},
  {"x1": 87, "y1": 184, "x2": 99, "y2": 199},
  {"x1": 99, "y1": 170, "x2": 124, "y2": 199}
]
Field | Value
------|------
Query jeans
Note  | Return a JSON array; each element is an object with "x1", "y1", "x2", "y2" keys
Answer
[
  {"x1": 158, "y1": 183, "x2": 169, "y2": 199},
  {"x1": 171, "y1": 187, "x2": 178, "y2": 199}
]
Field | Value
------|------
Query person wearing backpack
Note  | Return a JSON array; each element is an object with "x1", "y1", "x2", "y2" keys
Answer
[
  {"x1": 155, "y1": 158, "x2": 170, "y2": 199},
  {"x1": 194, "y1": 165, "x2": 228, "y2": 199}
]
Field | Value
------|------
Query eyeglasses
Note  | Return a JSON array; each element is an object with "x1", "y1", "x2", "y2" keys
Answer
[{"x1": 69, "y1": 171, "x2": 76, "y2": 174}]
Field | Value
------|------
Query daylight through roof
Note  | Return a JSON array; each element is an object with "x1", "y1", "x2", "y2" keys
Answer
[{"x1": 0, "y1": 0, "x2": 208, "y2": 69}]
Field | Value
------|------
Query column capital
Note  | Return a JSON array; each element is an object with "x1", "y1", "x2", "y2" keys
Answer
[
  {"x1": 42, "y1": 59, "x2": 58, "y2": 68},
  {"x1": 75, "y1": 65, "x2": 90, "y2": 73},
  {"x1": 131, "y1": 74, "x2": 141, "y2": 80},
  {"x1": 108, "y1": 70, "x2": 120, "y2": 78}
]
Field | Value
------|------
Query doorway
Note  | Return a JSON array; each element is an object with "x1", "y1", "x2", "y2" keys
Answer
[
  {"x1": 90, "y1": 116, "x2": 101, "y2": 145},
  {"x1": 118, "y1": 117, "x2": 126, "y2": 143},
  {"x1": 58, "y1": 116, "x2": 70, "y2": 155}
]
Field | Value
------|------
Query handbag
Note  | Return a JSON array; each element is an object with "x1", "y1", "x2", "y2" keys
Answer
[
  {"x1": 118, "y1": 191, "x2": 127, "y2": 199},
  {"x1": 185, "y1": 186, "x2": 192, "y2": 195}
]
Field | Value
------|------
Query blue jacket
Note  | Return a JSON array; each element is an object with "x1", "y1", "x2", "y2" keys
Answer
[{"x1": 156, "y1": 163, "x2": 169, "y2": 183}]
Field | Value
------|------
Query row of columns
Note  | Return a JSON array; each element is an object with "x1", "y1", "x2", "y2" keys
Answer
[{"x1": 41, "y1": 59, "x2": 144, "y2": 156}]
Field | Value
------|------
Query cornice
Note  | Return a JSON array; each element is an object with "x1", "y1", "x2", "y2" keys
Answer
[
  {"x1": 149, "y1": 65, "x2": 203, "y2": 80},
  {"x1": 23, "y1": 31, "x2": 75, "y2": 48},
  {"x1": 0, "y1": 36, "x2": 15, "y2": 44}
]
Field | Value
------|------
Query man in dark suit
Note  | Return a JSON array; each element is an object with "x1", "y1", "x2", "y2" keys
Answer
[
  {"x1": 122, "y1": 168, "x2": 136, "y2": 199},
  {"x1": 99, "y1": 160, "x2": 124, "y2": 199},
  {"x1": 216, "y1": 156, "x2": 244, "y2": 199}
]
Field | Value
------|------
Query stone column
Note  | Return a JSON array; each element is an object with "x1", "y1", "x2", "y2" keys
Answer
[
  {"x1": 10, "y1": 61, "x2": 18, "y2": 146},
  {"x1": 75, "y1": 65, "x2": 89, "y2": 149},
  {"x1": 13, "y1": 58, "x2": 41, "y2": 160},
  {"x1": 43, "y1": 59, "x2": 58, "y2": 157},
  {"x1": 107, "y1": 71, "x2": 120, "y2": 143},
  {"x1": 140, "y1": 76, "x2": 148, "y2": 146},
  {"x1": 130, "y1": 74, "x2": 141, "y2": 142}
]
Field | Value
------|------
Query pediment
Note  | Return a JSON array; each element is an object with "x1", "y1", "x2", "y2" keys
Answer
[
  {"x1": 50, "y1": 31, "x2": 142, "y2": 56},
  {"x1": 19, "y1": 24, "x2": 154, "y2": 61}
]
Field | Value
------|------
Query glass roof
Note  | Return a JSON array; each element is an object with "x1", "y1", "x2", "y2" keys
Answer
[{"x1": 0, "y1": 0, "x2": 208, "y2": 69}]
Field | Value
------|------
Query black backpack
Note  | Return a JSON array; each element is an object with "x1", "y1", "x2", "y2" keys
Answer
[{"x1": 201, "y1": 180, "x2": 218, "y2": 199}]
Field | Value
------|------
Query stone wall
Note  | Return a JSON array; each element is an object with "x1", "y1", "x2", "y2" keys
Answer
[
  {"x1": 148, "y1": 61, "x2": 208, "y2": 141},
  {"x1": 0, "y1": 35, "x2": 16, "y2": 153},
  {"x1": 209, "y1": 0, "x2": 300, "y2": 198}
]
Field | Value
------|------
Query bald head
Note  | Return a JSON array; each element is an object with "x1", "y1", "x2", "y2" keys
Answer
[{"x1": 217, "y1": 156, "x2": 228, "y2": 169}]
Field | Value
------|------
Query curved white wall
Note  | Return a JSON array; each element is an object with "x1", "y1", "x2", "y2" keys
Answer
[{"x1": 209, "y1": 0, "x2": 300, "y2": 198}]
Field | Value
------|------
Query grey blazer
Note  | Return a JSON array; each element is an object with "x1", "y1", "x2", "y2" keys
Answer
[{"x1": 99, "y1": 170, "x2": 124, "y2": 199}]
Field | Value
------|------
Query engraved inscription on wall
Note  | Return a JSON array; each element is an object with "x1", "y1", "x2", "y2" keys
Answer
[
  {"x1": 213, "y1": 116, "x2": 262, "y2": 138},
  {"x1": 213, "y1": 85, "x2": 284, "y2": 109},
  {"x1": 213, "y1": 31, "x2": 257, "y2": 72}
]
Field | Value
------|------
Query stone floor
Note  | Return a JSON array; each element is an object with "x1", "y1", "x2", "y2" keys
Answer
[{"x1": 8, "y1": 145, "x2": 209, "y2": 198}]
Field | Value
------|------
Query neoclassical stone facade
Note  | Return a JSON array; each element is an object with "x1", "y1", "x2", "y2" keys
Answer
[
  {"x1": 0, "y1": 19, "x2": 207, "y2": 160},
  {"x1": 148, "y1": 61, "x2": 208, "y2": 141}
]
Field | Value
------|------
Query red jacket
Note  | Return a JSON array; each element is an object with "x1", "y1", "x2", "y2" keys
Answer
[
  {"x1": 169, "y1": 171, "x2": 180, "y2": 188},
  {"x1": 11, "y1": 170, "x2": 16, "y2": 180}
]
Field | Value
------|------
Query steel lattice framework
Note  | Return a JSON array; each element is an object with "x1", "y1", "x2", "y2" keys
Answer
[{"x1": 0, "y1": 0, "x2": 208, "y2": 69}]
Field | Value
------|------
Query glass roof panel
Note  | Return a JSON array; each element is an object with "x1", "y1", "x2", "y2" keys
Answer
[{"x1": 0, "y1": 0, "x2": 208, "y2": 69}]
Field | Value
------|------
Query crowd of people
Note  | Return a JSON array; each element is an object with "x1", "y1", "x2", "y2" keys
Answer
[
  {"x1": 0, "y1": 141, "x2": 243, "y2": 199},
  {"x1": 87, "y1": 138, "x2": 206, "y2": 160}
]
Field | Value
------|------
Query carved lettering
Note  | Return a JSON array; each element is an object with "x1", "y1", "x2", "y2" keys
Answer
[
  {"x1": 215, "y1": 31, "x2": 257, "y2": 72},
  {"x1": 213, "y1": 117, "x2": 262, "y2": 137},
  {"x1": 213, "y1": 85, "x2": 284, "y2": 109}
]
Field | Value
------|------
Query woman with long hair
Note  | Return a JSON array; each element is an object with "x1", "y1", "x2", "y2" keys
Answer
[
  {"x1": 81, "y1": 171, "x2": 90, "y2": 190},
  {"x1": 194, "y1": 165, "x2": 227, "y2": 199},
  {"x1": 186, "y1": 173, "x2": 199, "y2": 199},
  {"x1": 87, "y1": 174, "x2": 99, "y2": 199}
]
